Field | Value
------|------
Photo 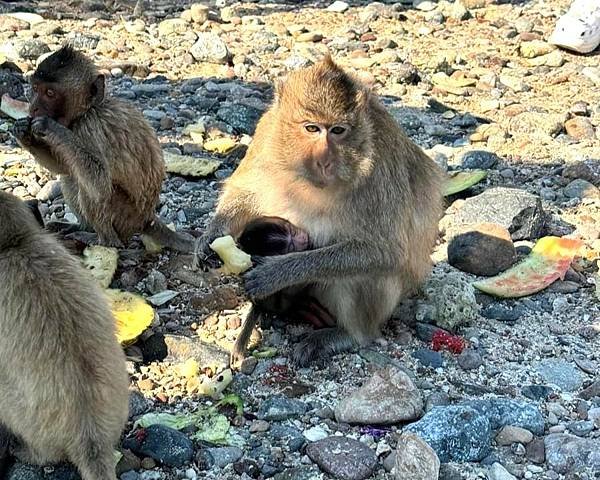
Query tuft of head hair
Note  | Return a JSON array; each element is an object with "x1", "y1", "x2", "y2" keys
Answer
[
  {"x1": 33, "y1": 44, "x2": 98, "y2": 85},
  {"x1": 276, "y1": 54, "x2": 368, "y2": 121}
]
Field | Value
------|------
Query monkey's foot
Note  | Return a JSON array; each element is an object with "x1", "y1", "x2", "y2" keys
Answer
[
  {"x1": 291, "y1": 328, "x2": 357, "y2": 367},
  {"x1": 46, "y1": 220, "x2": 84, "y2": 235},
  {"x1": 289, "y1": 297, "x2": 336, "y2": 329}
]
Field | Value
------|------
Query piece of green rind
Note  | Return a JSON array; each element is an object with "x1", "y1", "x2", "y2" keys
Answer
[{"x1": 444, "y1": 170, "x2": 488, "y2": 196}]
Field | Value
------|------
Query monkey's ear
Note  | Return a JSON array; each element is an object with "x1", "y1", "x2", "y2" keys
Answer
[
  {"x1": 90, "y1": 74, "x2": 106, "y2": 104},
  {"x1": 322, "y1": 52, "x2": 336, "y2": 68}
]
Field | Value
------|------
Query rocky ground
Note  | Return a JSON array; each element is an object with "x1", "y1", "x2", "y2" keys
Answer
[{"x1": 0, "y1": 0, "x2": 599, "y2": 479}]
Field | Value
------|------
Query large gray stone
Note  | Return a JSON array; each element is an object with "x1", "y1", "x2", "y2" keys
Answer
[
  {"x1": 535, "y1": 359, "x2": 584, "y2": 392},
  {"x1": 306, "y1": 436, "x2": 378, "y2": 480},
  {"x1": 404, "y1": 405, "x2": 492, "y2": 462},
  {"x1": 335, "y1": 367, "x2": 423, "y2": 424},
  {"x1": 453, "y1": 187, "x2": 546, "y2": 241},
  {"x1": 545, "y1": 433, "x2": 600, "y2": 474},
  {"x1": 461, "y1": 398, "x2": 545, "y2": 435}
]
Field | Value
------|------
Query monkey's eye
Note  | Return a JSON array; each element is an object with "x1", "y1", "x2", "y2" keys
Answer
[
  {"x1": 330, "y1": 125, "x2": 347, "y2": 135},
  {"x1": 46, "y1": 89, "x2": 55, "y2": 98},
  {"x1": 304, "y1": 124, "x2": 321, "y2": 133}
]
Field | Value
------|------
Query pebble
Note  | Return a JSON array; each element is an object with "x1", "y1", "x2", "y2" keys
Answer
[
  {"x1": 544, "y1": 433, "x2": 600, "y2": 474},
  {"x1": 580, "y1": 380, "x2": 600, "y2": 400},
  {"x1": 452, "y1": 187, "x2": 546, "y2": 241},
  {"x1": 520, "y1": 40, "x2": 554, "y2": 58},
  {"x1": 563, "y1": 179, "x2": 600, "y2": 199},
  {"x1": 158, "y1": 18, "x2": 187, "y2": 36},
  {"x1": 190, "y1": 33, "x2": 230, "y2": 63},
  {"x1": 461, "y1": 398, "x2": 544, "y2": 435},
  {"x1": 566, "y1": 420, "x2": 594, "y2": 437},
  {"x1": 335, "y1": 367, "x2": 423, "y2": 424},
  {"x1": 405, "y1": 405, "x2": 492, "y2": 462},
  {"x1": 205, "y1": 447, "x2": 243, "y2": 468},
  {"x1": 564, "y1": 117, "x2": 596, "y2": 141},
  {"x1": 327, "y1": 1, "x2": 349, "y2": 13},
  {"x1": 448, "y1": 223, "x2": 516, "y2": 276},
  {"x1": 190, "y1": 4, "x2": 209, "y2": 23},
  {"x1": 303, "y1": 426, "x2": 329, "y2": 442},
  {"x1": 489, "y1": 463, "x2": 517, "y2": 480},
  {"x1": 536, "y1": 359, "x2": 584, "y2": 392},
  {"x1": 257, "y1": 396, "x2": 308, "y2": 421},
  {"x1": 526, "y1": 438, "x2": 546, "y2": 464},
  {"x1": 393, "y1": 432, "x2": 440, "y2": 480},
  {"x1": 521, "y1": 384, "x2": 553, "y2": 401},
  {"x1": 412, "y1": 348, "x2": 443, "y2": 368},
  {"x1": 123, "y1": 424, "x2": 194, "y2": 467},
  {"x1": 459, "y1": 150, "x2": 500, "y2": 170},
  {"x1": 457, "y1": 349, "x2": 483, "y2": 370},
  {"x1": 495, "y1": 426, "x2": 534, "y2": 446},
  {"x1": 306, "y1": 436, "x2": 378, "y2": 480}
]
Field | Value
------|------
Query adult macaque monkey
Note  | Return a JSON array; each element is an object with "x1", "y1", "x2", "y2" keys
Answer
[
  {"x1": 12, "y1": 45, "x2": 194, "y2": 251},
  {"x1": 0, "y1": 191, "x2": 129, "y2": 480},
  {"x1": 196, "y1": 55, "x2": 444, "y2": 366}
]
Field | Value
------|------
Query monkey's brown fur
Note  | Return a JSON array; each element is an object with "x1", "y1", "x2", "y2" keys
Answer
[
  {"x1": 12, "y1": 45, "x2": 193, "y2": 251},
  {"x1": 197, "y1": 56, "x2": 444, "y2": 366},
  {"x1": 0, "y1": 191, "x2": 129, "y2": 480}
]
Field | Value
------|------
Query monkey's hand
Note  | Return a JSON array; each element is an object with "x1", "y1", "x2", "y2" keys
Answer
[
  {"x1": 31, "y1": 116, "x2": 63, "y2": 142},
  {"x1": 11, "y1": 117, "x2": 34, "y2": 146},
  {"x1": 243, "y1": 256, "x2": 287, "y2": 300}
]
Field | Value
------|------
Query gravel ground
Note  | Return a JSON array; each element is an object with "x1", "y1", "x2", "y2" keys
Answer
[{"x1": 0, "y1": 1, "x2": 599, "y2": 479}]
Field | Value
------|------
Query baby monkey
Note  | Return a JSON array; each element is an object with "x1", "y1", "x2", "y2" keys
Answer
[
  {"x1": 12, "y1": 45, "x2": 194, "y2": 251},
  {"x1": 0, "y1": 191, "x2": 129, "y2": 480},
  {"x1": 231, "y1": 216, "x2": 335, "y2": 367}
]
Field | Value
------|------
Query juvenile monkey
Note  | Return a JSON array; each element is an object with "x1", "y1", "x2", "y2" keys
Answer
[
  {"x1": 12, "y1": 45, "x2": 194, "y2": 251},
  {"x1": 231, "y1": 217, "x2": 334, "y2": 366},
  {"x1": 0, "y1": 191, "x2": 129, "y2": 480},
  {"x1": 197, "y1": 56, "x2": 444, "y2": 366}
]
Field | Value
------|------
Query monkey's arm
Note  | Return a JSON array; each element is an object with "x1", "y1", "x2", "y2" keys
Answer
[
  {"x1": 12, "y1": 118, "x2": 67, "y2": 173},
  {"x1": 244, "y1": 239, "x2": 402, "y2": 300},
  {"x1": 30, "y1": 117, "x2": 112, "y2": 201}
]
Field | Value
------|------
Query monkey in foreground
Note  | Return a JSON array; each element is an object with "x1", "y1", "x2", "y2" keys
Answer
[
  {"x1": 196, "y1": 56, "x2": 444, "y2": 366},
  {"x1": 231, "y1": 216, "x2": 334, "y2": 366},
  {"x1": 0, "y1": 191, "x2": 129, "y2": 480},
  {"x1": 12, "y1": 45, "x2": 194, "y2": 251}
]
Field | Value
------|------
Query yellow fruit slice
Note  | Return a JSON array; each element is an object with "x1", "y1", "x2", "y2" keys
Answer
[
  {"x1": 210, "y1": 235, "x2": 252, "y2": 274},
  {"x1": 106, "y1": 289, "x2": 155, "y2": 344},
  {"x1": 473, "y1": 236, "x2": 583, "y2": 298}
]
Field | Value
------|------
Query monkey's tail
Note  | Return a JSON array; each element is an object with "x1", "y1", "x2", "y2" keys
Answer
[{"x1": 143, "y1": 216, "x2": 195, "y2": 253}]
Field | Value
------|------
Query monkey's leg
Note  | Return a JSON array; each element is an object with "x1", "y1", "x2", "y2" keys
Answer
[
  {"x1": 230, "y1": 304, "x2": 262, "y2": 369},
  {"x1": 292, "y1": 328, "x2": 357, "y2": 367},
  {"x1": 70, "y1": 444, "x2": 118, "y2": 480},
  {"x1": 143, "y1": 217, "x2": 195, "y2": 253},
  {"x1": 0, "y1": 424, "x2": 12, "y2": 477}
]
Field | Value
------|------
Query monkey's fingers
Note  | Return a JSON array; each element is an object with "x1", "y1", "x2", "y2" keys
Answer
[{"x1": 290, "y1": 297, "x2": 336, "y2": 329}]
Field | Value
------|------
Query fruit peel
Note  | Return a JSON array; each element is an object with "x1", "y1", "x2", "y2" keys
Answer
[
  {"x1": 210, "y1": 235, "x2": 252, "y2": 274},
  {"x1": 444, "y1": 169, "x2": 487, "y2": 196},
  {"x1": 473, "y1": 236, "x2": 583, "y2": 298}
]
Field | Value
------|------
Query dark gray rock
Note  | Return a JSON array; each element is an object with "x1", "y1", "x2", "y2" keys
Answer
[
  {"x1": 306, "y1": 436, "x2": 378, "y2": 480},
  {"x1": 412, "y1": 348, "x2": 443, "y2": 368},
  {"x1": 205, "y1": 446, "x2": 243, "y2": 468},
  {"x1": 128, "y1": 389, "x2": 151, "y2": 418},
  {"x1": 457, "y1": 349, "x2": 483, "y2": 370},
  {"x1": 521, "y1": 384, "x2": 554, "y2": 401},
  {"x1": 0, "y1": 71, "x2": 25, "y2": 100},
  {"x1": 453, "y1": 187, "x2": 546, "y2": 241},
  {"x1": 461, "y1": 398, "x2": 545, "y2": 435},
  {"x1": 216, "y1": 103, "x2": 262, "y2": 134},
  {"x1": 536, "y1": 359, "x2": 584, "y2": 392},
  {"x1": 563, "y1": 179, "x2": 600, "y2": 199},
  {"x1": 17, "y1": 39, "x2": 50, "y2": 60},
  {"x1": 459, "y1": 150, "x2": 500, "y2": 169},
  {"x1": 257, "y1": 395, "x2": 308, "y2": 421},
  {"x1": 545, "y1": 433, "x2": 600, "y2": 474},
  {"x1": 404, "y1": 405, "x2": 492, "y2": 462},
  {"x1": 123, "y1": 424, "x2": 193, "y2": 467},
  {"x1": 481, "y1": 303, "x2": 526, "y2": 322}
]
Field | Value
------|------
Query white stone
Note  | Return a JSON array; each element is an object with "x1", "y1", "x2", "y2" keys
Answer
[{"x1": 327, "y1": 1, "x2": 349, "y2": 13}]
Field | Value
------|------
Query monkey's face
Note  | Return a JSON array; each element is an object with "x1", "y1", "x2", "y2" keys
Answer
[{"x1": 29, "y1": 80, "x2": 66, "y2": 124}]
